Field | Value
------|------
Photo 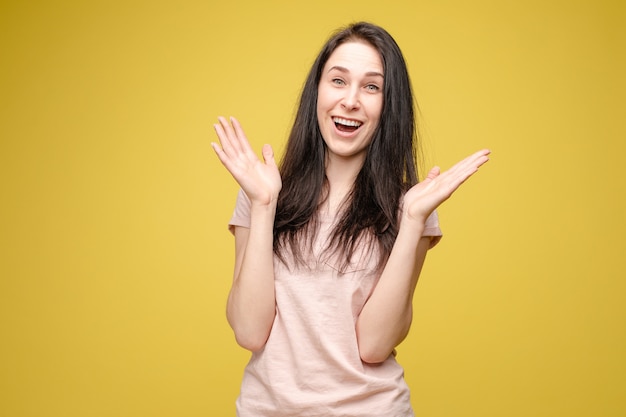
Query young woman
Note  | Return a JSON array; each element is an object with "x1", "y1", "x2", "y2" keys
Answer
[{"x1": 212, "y1": 22, "x2": 489, "y2": 417}]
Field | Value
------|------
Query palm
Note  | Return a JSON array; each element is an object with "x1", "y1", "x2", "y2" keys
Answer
[
  {"x1": 403, "y1": 149, "x2": 490, "y2": 223},
  {"x1": 212, "y1": 117, "x2": 282, "y2": 205}
]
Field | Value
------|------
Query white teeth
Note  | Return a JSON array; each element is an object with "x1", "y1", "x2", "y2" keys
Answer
[{"x1": 333, "y1": 117, "x2": 362, "y2": 127}]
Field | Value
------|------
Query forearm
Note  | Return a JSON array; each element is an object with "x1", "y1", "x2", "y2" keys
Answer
[
  {"x1": 356, "y1": 219, "x2": 429, "y2": 363},
  {"x1": 227, "y1": 202, "x2": 277, "y2": 351}
]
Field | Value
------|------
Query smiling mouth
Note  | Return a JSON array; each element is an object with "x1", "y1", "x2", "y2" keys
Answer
[{"x1": 333, "y1": 117, "x2": 362, "y2": 133}]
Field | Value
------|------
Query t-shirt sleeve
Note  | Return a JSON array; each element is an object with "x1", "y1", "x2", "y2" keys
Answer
[
  {"x1": 423, "y1": 210, "x2": 443, "y2": 249},
  {"x1": 228, "y1": 189, "x2": 251, "y2": 234},
  {"x1": 227, "y1": 188, "x2": 443, "y2": 247}
]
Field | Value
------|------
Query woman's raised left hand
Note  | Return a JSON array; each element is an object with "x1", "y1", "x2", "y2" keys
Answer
[{"x1": 402, "y1": 149, "x2": 491, "y2": 225}]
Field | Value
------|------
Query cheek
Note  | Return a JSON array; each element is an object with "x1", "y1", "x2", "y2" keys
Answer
[
  {"x1": 315, "y1": 93, "x2": 323, "y2": 121},
  {"x1": 316, "y1": 88, "x2": 327, "y2": 116},
  {"x1": 317, "y1": 85, "x2": 334, "y2": 109},
  {"x1": 364, "y1": 99, "x2": 380, "y2": 121},
  {"x1": 367, "y1": 98, "x2": 383, "y2": 124}
]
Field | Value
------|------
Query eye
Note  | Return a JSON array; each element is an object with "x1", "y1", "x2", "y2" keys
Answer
[
  {"x1": 365, "y1": 84, "x2": 380, "y2": 92},
  {"x1": 332, "y1": 78, "x2": 346, "y2": 86}
]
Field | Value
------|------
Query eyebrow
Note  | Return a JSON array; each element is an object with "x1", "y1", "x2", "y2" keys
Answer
[{"x1": 327, "y1": 65, "x2": 384, "y2": 78}]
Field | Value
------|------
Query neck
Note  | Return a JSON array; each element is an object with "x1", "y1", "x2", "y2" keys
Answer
[{"x1": 322, "y1": 153, "x2": 365, "y2": 215}]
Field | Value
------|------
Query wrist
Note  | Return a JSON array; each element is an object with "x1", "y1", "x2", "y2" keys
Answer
[
  {"x1": 400, "y1": 210, "x2": 428, "y2": 231},
  {"x1": 397, "y1": 214, "x2": 426, "y2": 245},
  {"x1": 249, "y1": 198, "x2": 278, "y2": 221}
]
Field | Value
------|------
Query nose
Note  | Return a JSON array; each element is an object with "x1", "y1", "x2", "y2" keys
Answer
[{"x1": 341, "y1": 85, "x2": 361, "y2": 111}]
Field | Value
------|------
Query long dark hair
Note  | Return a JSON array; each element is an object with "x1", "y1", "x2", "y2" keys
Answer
[{"x1": 274, "y1": 22, "x2": 419, "y2": 272}]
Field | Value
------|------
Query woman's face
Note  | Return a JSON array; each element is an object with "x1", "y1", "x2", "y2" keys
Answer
[{"x1": 316, "y1": 41, "x2": 384, "y2": 165}]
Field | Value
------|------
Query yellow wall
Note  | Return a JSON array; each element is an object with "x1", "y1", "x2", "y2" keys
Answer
[{"x1": 1, "y1": 0, "x2": 624, "y2": 415}]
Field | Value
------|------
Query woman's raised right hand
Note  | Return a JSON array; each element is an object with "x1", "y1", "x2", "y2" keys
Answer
[{"x1": 211, "y1": 116, "x2": 282, "y2": 205}]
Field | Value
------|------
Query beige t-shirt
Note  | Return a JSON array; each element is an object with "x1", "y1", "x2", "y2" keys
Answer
[{"x1": 228, "y1": 189, "x2": 442, "y2": 417}]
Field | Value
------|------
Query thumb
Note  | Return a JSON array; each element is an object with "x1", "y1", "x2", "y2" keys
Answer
[
  {"x1": 262, "y1": 144, "x2": 277, "y2": 166},
  {"x1": 424, "y1": 166, "x2": 441, "y2": 181}
]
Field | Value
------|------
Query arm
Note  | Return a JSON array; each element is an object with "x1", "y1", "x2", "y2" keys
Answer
[
  {"x1": 228, "y1": 206, "x2": 276, "y2": 351},
  {"x1": 356, "y1": 149, "x2": 490, "y2": 363},
  {"x1": 356, "y1": 227, "x2": 430, "y2": 364},
  {"x1": 212, "y1": 117, "x2": 281, "y2": 351}
]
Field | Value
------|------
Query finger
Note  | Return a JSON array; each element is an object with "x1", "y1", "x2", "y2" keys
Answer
[
  {"x1": 210, "y1": 141, "x2": 231, "y2": 169},
  {"x1": 457, "y1": 149, "x2": 491, "y2": 171},
  {"x1": 262, "y1": 144, "x2": 277, "y2": 168},
  {"x1": 447, "y1": 149, "x2": 490, "y2": 172},
  {"x1": 441, "y1": 149, "x2": 490, "y2": 181},
  {"x1": 460, "y1": 149, "x2": 490, "y2": 173},
  {"x1": 424, "y1": 166, "x2": 441, "y2": 181},
  {"x1": 230, "y1": 116, "x2": 255, "y2": 156},
  {"x1": 212, "y1": 121, "x2": 246, "y2": 174},
  {"x1": 217, "y1": 116, "x2": 245, "y2": 156},
  {"x1": 428, "y1": 149, "x2": 489, "y2": 195},
  {"x1": 210, "y1": 141, "x2": 223, "y2": 158},
  {"x1": 213, "y1": 118, "x2": 237, "y2": 160}
]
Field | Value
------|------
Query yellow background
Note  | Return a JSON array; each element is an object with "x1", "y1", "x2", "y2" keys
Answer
[{"x1": 1, "y1": 0, "x2": 624, "y2": 415}]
